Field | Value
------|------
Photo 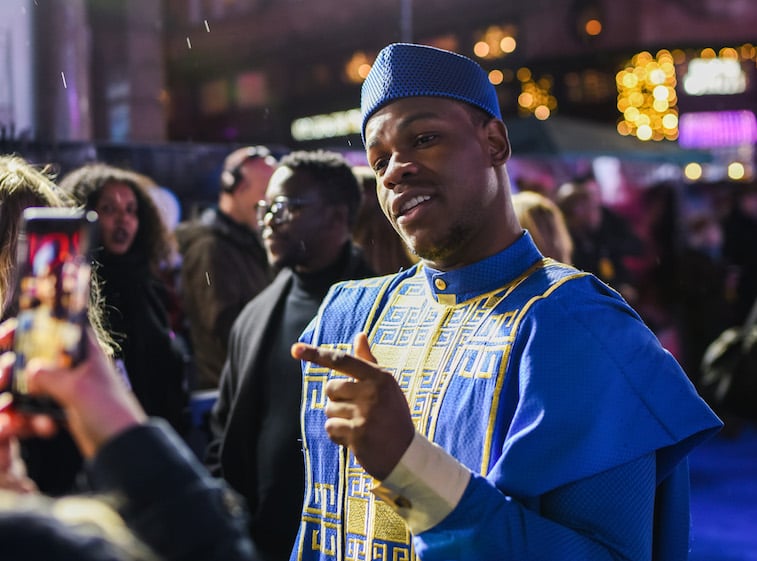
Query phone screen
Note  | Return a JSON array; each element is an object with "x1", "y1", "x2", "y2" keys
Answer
[{"x1": 11, "y1": 207, "x2": 98, "y2": 414}]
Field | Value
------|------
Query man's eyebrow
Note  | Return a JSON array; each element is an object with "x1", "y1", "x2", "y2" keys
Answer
[{"x1": 365, "y1": 110, "x2": 442, "y2": 150}]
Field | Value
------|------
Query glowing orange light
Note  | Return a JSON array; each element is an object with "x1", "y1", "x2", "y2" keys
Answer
[
  {"x1": 473, "y1": 41, "x2": 490, "y2": 58},
  {"x1": 585, "y1": 19, "x2": 602, "y2": 36},
  {"x1": 534, "y1": 105, "x2": 550, "y2": 120},
  {"x1": 500, "y1": 36, "x2": 517, "y2": 53}
]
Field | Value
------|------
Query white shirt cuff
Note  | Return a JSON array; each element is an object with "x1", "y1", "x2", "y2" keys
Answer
[{"x1": 370, "y1": 431, "x2": 471, "y2": 534}]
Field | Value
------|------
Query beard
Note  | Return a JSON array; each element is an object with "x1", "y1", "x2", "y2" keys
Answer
[{"x1": 406, "y1": 222, "x2": 469, "y2": 267}]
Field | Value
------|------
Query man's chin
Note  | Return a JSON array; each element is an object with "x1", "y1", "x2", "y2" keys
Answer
[{"x1": 268, "y1": 254, "x2": 291, "y2": 271}]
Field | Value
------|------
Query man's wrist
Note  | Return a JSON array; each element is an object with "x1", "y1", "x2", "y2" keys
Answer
[{"x1": 371, "y1": 431, "x2": 471, "y2": 534}]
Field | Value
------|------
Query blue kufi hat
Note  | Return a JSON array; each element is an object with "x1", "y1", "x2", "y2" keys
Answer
[{"x1": 360, "y1": 43, "x2": 502, "y2": 139}]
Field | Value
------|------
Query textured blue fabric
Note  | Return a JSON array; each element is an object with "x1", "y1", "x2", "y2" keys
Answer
[
  {"x1": 361, "y1": 43, "x2": 502, "y2": 139},
  {"x1": 291, "y1": 232, "x2": 723, "y2": 561}
]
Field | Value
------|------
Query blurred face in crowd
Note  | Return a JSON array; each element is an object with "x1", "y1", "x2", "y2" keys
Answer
[
  {"x1": 259, "y1": 167, "x2": 331, "y2": 272},
  {"x1": 567, "y1": 194, "x2": 601, "y2": 233},
  {"x1": 95, "y1": 181, "x2": 139, "y2": 255},
  {"x1": 364, "y1": 96, "x2": 510, "y2": 270}
]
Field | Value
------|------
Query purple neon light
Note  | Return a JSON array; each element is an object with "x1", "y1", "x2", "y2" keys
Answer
[{"x1": 679, "y1": 110, "x2": 757, "y2": 148}]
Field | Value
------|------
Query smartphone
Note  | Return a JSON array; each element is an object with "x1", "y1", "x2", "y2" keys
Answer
[{"x1": 10, "y1": 207, "x2": 98, "y2": 415}]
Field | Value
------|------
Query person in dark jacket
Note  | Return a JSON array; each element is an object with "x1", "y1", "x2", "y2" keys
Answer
[
  {"x1": 0, "y1": 323, "x2": 253, "y2": 561},
  {"x1": 556, "y1": 175, "x2": 644, "y2": 305},
  {"x1": 721, "y1": 183, "x2": 757, "y2": 325},
  {"x1": 59, "y1": 164, "x2": 188, "y2": 434},
  {"x1": 206, "y1": 150, "x2": 374, "y2": 561},
  {"x1": 176, "y1": 146, "x2": 276, "y2": 391}
]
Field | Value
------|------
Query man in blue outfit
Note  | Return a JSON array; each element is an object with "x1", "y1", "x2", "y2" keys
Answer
[{"x1": 289, "y1": 43, "x2": 722, "y2": 560}]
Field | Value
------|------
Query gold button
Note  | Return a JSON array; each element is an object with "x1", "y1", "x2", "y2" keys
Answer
[{"x1": 434, "y1": 278, "x2": 447, "y2": 290}]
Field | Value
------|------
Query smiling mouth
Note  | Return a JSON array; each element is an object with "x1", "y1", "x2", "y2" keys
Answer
[{"x1": 398, "y1": 195, "x2": 431, "y2": 217}]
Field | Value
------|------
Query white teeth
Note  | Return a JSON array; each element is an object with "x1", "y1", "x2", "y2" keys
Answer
[{"x1": 400, "y1": 195, "x2": 431, "y2": 215}]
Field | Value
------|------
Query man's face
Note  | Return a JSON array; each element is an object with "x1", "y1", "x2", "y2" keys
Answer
[
  {"x1": 364, "y1": 97, "x2": 508, "y2": 270},
  {"x1": 260, "y1": 167, "x2": 327, "y2": 271}
]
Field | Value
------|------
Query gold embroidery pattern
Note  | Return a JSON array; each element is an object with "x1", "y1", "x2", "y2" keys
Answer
[
  {"x1": 341, "y1": 272, "x2": 518, "y2": 560},
  {"x1": 298, "y1": 262, "x2": 585, "y2": 561}
]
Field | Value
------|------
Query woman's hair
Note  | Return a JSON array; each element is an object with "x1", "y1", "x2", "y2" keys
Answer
[
  {"x1": 59, "y1": 163, "x2": 172, "y2": 275},
  {"x1": 512, "y1": 190, "x2": 574, "y2": 265},
  {"x1": 0, "y1": 155, "x2": 114, "y2": 354},
  {"x1": 0, "y1": 156, "x2": 74, "y2": 317}
]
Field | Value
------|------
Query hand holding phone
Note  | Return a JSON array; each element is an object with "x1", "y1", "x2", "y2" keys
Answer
[{"x1": 1, "y1": 319, "x2": 147, "y2": 459}]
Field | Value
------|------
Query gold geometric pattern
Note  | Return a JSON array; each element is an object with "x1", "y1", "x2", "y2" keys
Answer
[
  {"x1": 338, "y1": 273, "x2": 519, "y2": 560},
  {"x1": 297, "y1": 260, "x2": 586, "y2": 561}
]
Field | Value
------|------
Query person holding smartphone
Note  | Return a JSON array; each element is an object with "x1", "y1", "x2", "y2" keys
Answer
[
  {"x1": 0, "y1": 155, "x2": 116, "y2": 497},
  {"x1": 0, "y1": 320, "x2": 254, "y2": 561}
]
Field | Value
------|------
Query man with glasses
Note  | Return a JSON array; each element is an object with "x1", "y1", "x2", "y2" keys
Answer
[
  {"x1": 177, "y1": 146, "x2": 276, "y2": 391},
  {"x1": 206, "y1": 150, "x2": 374, "y2": 561}
]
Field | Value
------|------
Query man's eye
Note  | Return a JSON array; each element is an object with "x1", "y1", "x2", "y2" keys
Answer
[
  {"x1": 415, "y1": 134, "x2": 436, "y2": 146},
  {"x1": 372, "y1": 158, "x2": 388, "y2": 173}
]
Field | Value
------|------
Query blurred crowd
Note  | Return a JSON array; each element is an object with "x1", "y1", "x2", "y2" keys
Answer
[
  {"x1": 0, "y1": 139, "x2": 752, "y2": 559},
  {"x1": 512, "y1": 169, "x2": 757, "y2": 393}
]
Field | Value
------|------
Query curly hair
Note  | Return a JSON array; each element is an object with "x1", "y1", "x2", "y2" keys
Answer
[{"x1": 59, "y1": 163, "x2": 172, "y2": 275}]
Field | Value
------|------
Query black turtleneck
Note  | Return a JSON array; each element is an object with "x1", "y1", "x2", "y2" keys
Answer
[{"x1": 251, "y1": 243, "x2": 355, "y2": 560}]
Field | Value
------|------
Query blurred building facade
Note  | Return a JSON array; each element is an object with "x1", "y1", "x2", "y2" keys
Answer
[
  {"x1": 3, "y1": 0, "x2": 755, "y2": 145},
  {"x1": 1, "y1": 0, "x2": 756, "y2": 203},
  {"x1": 162, "y1": 0, "x2": 757, "y2": 154},
  {"x1": 1, "y1": 0, "x2": 166, "y2": 143}
]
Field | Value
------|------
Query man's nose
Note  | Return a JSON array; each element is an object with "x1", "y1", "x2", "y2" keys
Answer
[{"x1": 382, "y1": 154, "x2": 417, "y2": 190}]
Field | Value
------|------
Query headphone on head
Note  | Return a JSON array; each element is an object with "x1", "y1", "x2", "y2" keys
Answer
[{"x1": 220, "y1": 145, "x2": 273, "y2": 192}]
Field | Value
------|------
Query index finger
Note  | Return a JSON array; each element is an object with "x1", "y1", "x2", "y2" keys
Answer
[{"x1": 291, "y1": 343, "x2": 382, "y2": 382}]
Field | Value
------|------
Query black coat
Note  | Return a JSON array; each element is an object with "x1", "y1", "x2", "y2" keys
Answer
[
  {"x1": 97, "y1": 250, "x2": 188, "y2": 433},
  {"x1": 206, "y1": 243, "x2": 374, "y2": 561}
]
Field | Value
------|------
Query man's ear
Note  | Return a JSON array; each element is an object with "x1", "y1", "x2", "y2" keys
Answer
[{"x1": 485, "y1": 119, "x2": 511, "y2": 166}]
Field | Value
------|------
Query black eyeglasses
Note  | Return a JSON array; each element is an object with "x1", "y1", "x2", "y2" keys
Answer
[{"x1": 256, "y1": 196, "x2": 317, "y2": 228}]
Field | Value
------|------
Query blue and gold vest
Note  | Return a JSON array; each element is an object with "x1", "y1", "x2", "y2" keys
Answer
[
  {"x1": 294, "y1": 246, "x2": 584, "y2": 561},
  {"x1": 292, "y1": 232, "x2": 721, "y2": 561}
]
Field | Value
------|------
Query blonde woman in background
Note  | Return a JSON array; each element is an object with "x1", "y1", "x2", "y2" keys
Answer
[
  {"x1": 512, "y1": 190, "x2": 573, "y2": 264},
  {"x1": 0, "y1": 154, "x2": 119, "y2": 497},
  {"x1": 0, "y1": 155, "x2": 113, "y2": 346}
]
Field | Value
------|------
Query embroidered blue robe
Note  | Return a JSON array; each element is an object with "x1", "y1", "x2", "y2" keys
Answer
[{"x1": 291, "y1": 232, "x2": 722, "y2": 561}]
